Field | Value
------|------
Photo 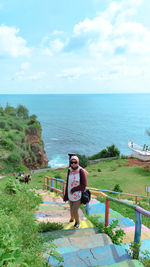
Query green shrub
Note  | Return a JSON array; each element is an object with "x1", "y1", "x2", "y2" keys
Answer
[
  {"x1": 140, "y1": 250, "x2": 150, "y2": 266},
  {"x1": 121, "y1": 154, "x2": 128, "y2": 159},
  {"x1": 104, "y1": 219, "x2": 125, "y2": 245},
  {"x1": 1, "y1": 138, "x2": 15, "y2": 151},
  {"x1": 107, "y1": 145, "x2": 120, "y2": 157},
  {"x1": 88, "y1": 215, "x2": 104, "y2": 232},
  {"x1": 28, "y1": 122, "x2": 41, "y2": 134},
  {"x1": 6, "y1": 152, "x2": 22, "y2": 165},
  {"x1": 0, "y1": 120, "x2": 9, "y2": 130},
  {"x1": 5, "y1": 104, "x2": 16, "y2": 116},
  {"x1": 76, "y1": 154, "x2": 88, "y2": 168},
  {"x1": 89, "y1": 145, "x2": 120, "y2": 160},
  {"x1": 113, "y1": 184, "x2": 123, "y2": 192},
  {"x1": 4, "y1": 178, "x2": 22, "y2": 194},
  {"x1": 0, "y1": 180, "x2": 64, "y2": 266},
  {"x1": 54, "y1": 173, "x2": 62, "y2": 179},
  {"x1": 126, "y1": 241, "x2": 141, "y2": 260},
  {"x1": 97, "y1": 168, "x2": 102, "y2": 172},
  {"x1": 16, "y1": 104, "x2": 29, "y2": 119},
  {"x1": 38, "y1": 222, "x2": 63, "y2": 232}
]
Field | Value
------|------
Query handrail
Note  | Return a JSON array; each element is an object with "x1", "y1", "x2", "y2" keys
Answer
[
  {"x1": 106, "y1": 195, "x2": 136, "y2": 209},
  {"x1": 44, "y1": 176, "x2": 66, "y2": 197},
  {"x1": 43, "y1": 177, "x2": 150, "y2": 257},
  {"x1": 88, "y1": 187, "x2": 149, "y2": 204},
  {"x1": 87, "y1": 186, "x2": 150, "y2": 257},
  {"x1": 103, "y1": 194, "x2": 150, "y2": 257}
]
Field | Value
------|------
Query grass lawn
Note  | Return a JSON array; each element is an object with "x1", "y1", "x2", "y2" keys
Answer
[{"x1": 0, "y1": 158, "x2": 150, "y2": 196}]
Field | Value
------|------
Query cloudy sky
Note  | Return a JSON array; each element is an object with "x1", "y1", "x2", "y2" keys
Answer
[{"x1": 0, "y1": 0, "x2": 150, "y2": 94}]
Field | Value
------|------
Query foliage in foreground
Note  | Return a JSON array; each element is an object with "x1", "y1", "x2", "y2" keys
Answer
[
  {"x1": 88, "y1": 215, "x2": 125, "y2": 245},
  {"x1": 0, "y1": 179, "x2": 63, "y2": 267},
  {"x1": 38, "y1": 222, "x2": 63, "y2": 232},
  {"x1": 126, "y1": 241, "x2": 150, "y2": 266}
]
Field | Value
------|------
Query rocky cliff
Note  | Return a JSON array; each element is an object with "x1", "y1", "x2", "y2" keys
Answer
[
  {"x1": 24, "y1": 128, "x2": 48, "y2": 169},
  {"x1": 0, "y1": 104, "x2": 49, "y2": 173}
]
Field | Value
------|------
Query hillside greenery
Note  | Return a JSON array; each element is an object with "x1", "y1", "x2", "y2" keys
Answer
[
  {"x1": 88, "y1": 144, "x2": 120, "y2": 160},
  {"x1": 0, "y1": 104, "x2": 43, "y2": 173}
]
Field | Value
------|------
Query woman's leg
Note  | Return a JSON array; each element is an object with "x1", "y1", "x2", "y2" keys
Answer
[
  {"x1": 72, "y1": 200, "x2": 81, "y2": 224},
  {"x1": 69, "y1": 201, "x2": 74, "y2": 221}
]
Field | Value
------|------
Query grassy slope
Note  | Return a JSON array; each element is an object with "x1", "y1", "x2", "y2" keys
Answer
[
  {"x1": 0, "y1": 158, "x2": 150, "y2": 229},
  {"x1": 0, "y1": 158, "x2": 149, "y2": 195}
]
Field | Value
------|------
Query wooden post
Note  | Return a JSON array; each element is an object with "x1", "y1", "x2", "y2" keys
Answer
[
  {"x1": 63, "y1": 182, "x2": 65, "y2": 198},
  {"x1": 51, "y1": 178, "x2": 54, "y2": 192},
  {"x1": 44, "y1": 176, "x2": 47, "y2": 190},
  {"x1": 105, "y1": 199, "x2": 109, "y2": 226},
  {"x1": 56, "y1": 179, "x2": 58, "y2": 195},
  {"x1": 136, "y1": 196, "x2": 138, "y2": 204},
  {"x1": 47, "y1": 177, "x2": 49, "y2": 190},
  {"x1": 134, "y1": 210, "x2": 142, "y2": 259},
  {"x1": 118, "y1": 194, "x2": 120, "y2": 199},
  {"x1": 85, "y1": 203, "x2": 90, "y2": 216},
  {"x1": 60, "y1": 181, "x2": 63, "y2": 193}
]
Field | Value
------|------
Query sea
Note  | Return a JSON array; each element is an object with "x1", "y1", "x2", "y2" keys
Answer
[{"x1": 0, "y1": 94, "x2": 150, "y2": 168}]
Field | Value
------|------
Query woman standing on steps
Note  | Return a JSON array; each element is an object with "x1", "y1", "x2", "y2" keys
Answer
[{"x1": 63, "y1": 155, "x2": 87, "y2": 229}]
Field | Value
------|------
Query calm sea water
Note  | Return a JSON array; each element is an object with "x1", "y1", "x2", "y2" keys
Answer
[{"x1": 0, "y1": 94, "x2": 150, "y2": 168}]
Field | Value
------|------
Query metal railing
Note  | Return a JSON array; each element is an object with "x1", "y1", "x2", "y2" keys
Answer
[
  {"x1": 89, "y1": 188, "x2": 150, "y2": 257},
  {"x1": 44, "y1": 176, "x2": 66, "y2": 197},
  {"x1": 44, "y1": 177, "x2": 150, "y2": 256},
  {"x1": 89, "y1": 188, "x2": 149, "y2": 204}
]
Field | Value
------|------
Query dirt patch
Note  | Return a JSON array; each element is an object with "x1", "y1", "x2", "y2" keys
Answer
[{"x1": 117, "y1": 158, "x2": 150, "y2": 168}]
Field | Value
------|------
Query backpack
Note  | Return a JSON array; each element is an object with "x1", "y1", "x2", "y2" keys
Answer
[{"x1": 81, "y1": 189, "x2": 91, "y2": 204}]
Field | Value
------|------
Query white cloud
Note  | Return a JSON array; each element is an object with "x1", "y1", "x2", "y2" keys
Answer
[
  {"x1": 13, "y1": 64, "x2": 45, "y2": 81},
  {"x1": 0, "y1": 25, "x2": 30, "y2": 57},
  {"x1": 52, "y1": 30, "x2": 64, "y2": 35},
  {"x1": 57, "y1": 66, "x2": 95, "y2": 79},
  {"x1": 21, "y1": 62, "x2": 30, "y2": 70},
  {"x1": 50, "y1": 38, "x2": 64, "y2": 52}
]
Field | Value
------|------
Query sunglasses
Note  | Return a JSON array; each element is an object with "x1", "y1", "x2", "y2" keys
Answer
[{"x1": 71, "y1": 161, "x2": 77, "y2": 164}]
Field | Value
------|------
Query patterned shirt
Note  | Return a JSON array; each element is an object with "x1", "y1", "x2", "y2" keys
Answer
[{"x1": 68, "y1": 172, "x2": 81, "y2": 201}]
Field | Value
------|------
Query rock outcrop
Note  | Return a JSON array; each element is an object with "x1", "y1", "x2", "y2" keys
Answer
[{"x1": 24, "y1": 128, "x2": 48, "y2": 169}]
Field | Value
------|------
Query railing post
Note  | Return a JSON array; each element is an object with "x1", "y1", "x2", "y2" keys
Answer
[
  {"x1": 105, "y1": 199, "x2": 109, "y2": 226},
  {"x1": 56, "y1": 179, "x2": 58, "y2": 194},
  {"x1": 44, "y1": 176, "x2": 47, "y2": 190},
  {"x1": 60, "y1": 181, "x2": 63, "y2": 193},
  {"x1": 63, "y1": 182, "x2": 65, "y2": 198},
  {"x1": 136, "y1": 196, "x2": 138, "y2": 204},
  {"x1": 85, "y1": 203, "x2": 90, "y2": 216},
  {"x1": 134, "y1": 210, "x2": 142, "y2": 259},
  {"x1": 118, "y1": 194, "x2": 120, "y2": 199},
  {"x1": 47, "y1": 177, "x2": 49, "y2": 190},
  {"x1": 51, "y1": 178, "x2": 54, "y2": 192}
]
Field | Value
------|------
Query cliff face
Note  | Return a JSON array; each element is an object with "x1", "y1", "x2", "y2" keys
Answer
[{"x1": 24, "y1": 128, "x2": 48, "y2": 169}]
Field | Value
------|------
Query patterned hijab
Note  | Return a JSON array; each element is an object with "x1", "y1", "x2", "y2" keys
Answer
[{"x1": 69, "y1": 155, "x2": 88, "y2": 175}]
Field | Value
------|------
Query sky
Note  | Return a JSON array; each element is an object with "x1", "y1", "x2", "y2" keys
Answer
[{"x1": 0, "y1": 0, "x2": 150, "y2": 94}]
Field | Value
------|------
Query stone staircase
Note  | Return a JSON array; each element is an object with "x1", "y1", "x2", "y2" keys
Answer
[
  {"x1": 46, "y1": 230, "x2": 135, "y2": 266},
  {"x1": 35, "y1": 190, "x2": 149, "y2": 266}
]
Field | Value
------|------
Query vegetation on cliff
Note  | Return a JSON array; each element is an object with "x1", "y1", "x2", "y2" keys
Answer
[{"x1": 0, "y1": 104, "x2": 48, "y2": 173}]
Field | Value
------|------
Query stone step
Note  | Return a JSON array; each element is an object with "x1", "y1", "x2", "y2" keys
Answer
[
  {"x1": 104, "y1": 259, "x2": 143, "y2": 267},
  {"x1": 43, "y1": 227, "x2": 104, "y2": 240},
  {"x1": 123, "y1": 238, "x2": 150, "y2": 257},
  {"x1": 48, "y1": 243, "x2": 131, "y2": 266},
  {"x1": 53, "y1": 233, "x2": 112, "y2": 254},
  {"x1": 98, "y1": 216, "x2": 135, "y2": 228}
]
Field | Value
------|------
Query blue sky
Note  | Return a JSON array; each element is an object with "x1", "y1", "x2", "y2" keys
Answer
[{"x1": 0, "y1": 0, "x2": 150, "y2": 94}]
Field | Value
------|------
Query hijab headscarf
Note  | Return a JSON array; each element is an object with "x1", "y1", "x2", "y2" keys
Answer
[{"x1": 69, "y1": 155, "x2": 88, "y2": 175}]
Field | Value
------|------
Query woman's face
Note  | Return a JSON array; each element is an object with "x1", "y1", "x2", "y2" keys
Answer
[{"x1": 70, "y1": 159, "x2": 78, "y2": 167}]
